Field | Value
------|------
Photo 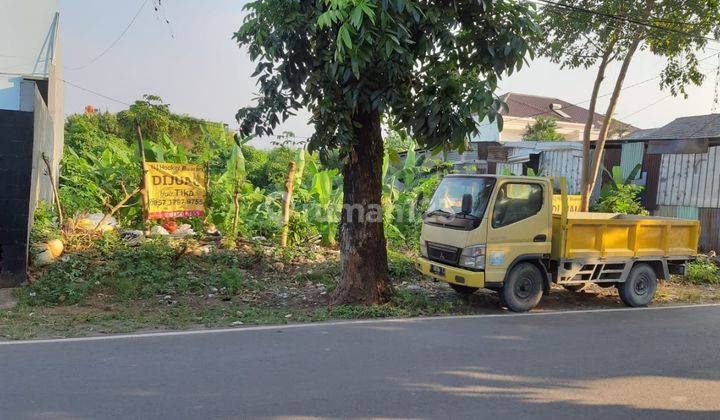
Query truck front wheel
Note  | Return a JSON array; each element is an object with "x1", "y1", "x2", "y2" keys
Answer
[
  {"x1": 618, "y1": 263, "x2": 657, "y2": 307},
  {"x1": 502, "y1": 263, "x2": 544, "y2": 312}
]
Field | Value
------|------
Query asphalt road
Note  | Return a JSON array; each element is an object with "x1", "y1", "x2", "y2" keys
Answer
[{"x1": 2, "y1": 305, "x2": 720, "y2": 420}]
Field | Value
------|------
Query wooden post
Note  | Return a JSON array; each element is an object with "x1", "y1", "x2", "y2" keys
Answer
[
  {"x1": 40, "y1": 152, "x2": 64, "y2": 228},
  {"x1": 280, "y1": 161, "x2": 297, "y2": 247},
  {"x1": 231, "y1": 188, "x2": 240, "y2": 236},
  {"x1": 134, "y1": 117, "x2": 149, "y2": 220}
]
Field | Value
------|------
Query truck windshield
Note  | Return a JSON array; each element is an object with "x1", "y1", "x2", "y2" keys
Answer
[{"x1": 426, "y1": 177, "x2": 495, "y2": 219}]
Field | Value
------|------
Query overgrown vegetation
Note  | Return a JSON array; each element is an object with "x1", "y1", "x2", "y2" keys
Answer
[
  {"x1": 522, "y1": 116, "x2": 565, "y2": 141},
  {"x1": 52, "y1": 97, "x2": 446, "y2": 250},
  {"x1": 592, "y1": 165, "x2": 648, "y2": 215},
  {"x1": 686, "y1": 255, "x2": 720, "y2": 285}
]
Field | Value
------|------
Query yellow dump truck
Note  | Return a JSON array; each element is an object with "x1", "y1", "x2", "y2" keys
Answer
[{"x1": 415, "y1": 174, "x2": 700, "y2": 312}]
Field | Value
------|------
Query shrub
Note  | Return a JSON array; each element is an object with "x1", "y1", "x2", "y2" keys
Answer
[
  {"x1": 30, "y1": 201, "x2": 61, "y2": 244},
  {"x1": 250, "y1": 146, "x2": 296, "y2": 189},
  {"x1": 220, "y1": 268, "x2": 245, "y2": 295},
  {"x1": 593, "y1": 165, "x2": 648, "y2": 215},
  {"x1": 388, "y1": 250, "x2": 415, "y2": 280},
  {"x1": 22, "y1": 236, "x2": 262, "y2": 305},
  {"x1": 593, "y1": 183, "x2": 648, "y2": 215},
  {"x1": 686, "y1": 255, "x2": 720, "y2": 284}
]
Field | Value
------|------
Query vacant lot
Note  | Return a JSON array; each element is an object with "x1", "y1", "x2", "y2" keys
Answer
[{"x1": 2, "y1": 236, "x2": 718, "y2": 340}]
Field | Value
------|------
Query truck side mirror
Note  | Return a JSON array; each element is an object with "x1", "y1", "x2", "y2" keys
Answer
[{"x1": 461, "y1": 193, "x2": 473, "y2": 215}]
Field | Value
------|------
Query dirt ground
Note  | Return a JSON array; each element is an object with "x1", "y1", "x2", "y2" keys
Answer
[{"x1": 2, "y1": 272, "x2": 719, "y2": 341}]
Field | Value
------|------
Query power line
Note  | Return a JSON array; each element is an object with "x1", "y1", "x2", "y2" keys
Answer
[
  {"x1": 61, "y1": 78, "x2": 132, "y2": 106},
  {"x1": 66, "y1": 0, "x2": 150, "y2": 71},
  {"x1": 535, "y1": 0, "x2": 720, "y2": 45},
  {"x1": 618, "y1": 94, "x2": 673, "y2": 119},
  {"x1": 483, "y1": 52, "x2": 720, "y2": 129}
]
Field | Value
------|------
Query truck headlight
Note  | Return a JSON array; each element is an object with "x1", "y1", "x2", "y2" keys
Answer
[
  {"x1": 459, "y1": 245, "x2": 486, "y2": 270},
  {"x1": 420, "y1": 241, "x2": 428, "y2": 258}
]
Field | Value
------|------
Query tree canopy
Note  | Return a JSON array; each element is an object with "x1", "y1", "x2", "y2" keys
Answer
[
  {"x1": 234, "y1": 0, "x2": 540, "y2": 304},
  {"x1": 521, "y1": 116, "x2": 565, "y2": 141},
  {"x1": 539, "y1": 0, "x2": 720, "y2": 209},
  {"x1": 234, "y1": 0, "x2": 540, "y2": 155}
]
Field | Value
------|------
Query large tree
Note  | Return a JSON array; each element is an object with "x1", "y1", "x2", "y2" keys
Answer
[
  {"x1": 540, "y1": 0, "x2": 720, "y2": 210},
  {"x1": 234, "y1": 0, "x2": 539, "y2": 304}
]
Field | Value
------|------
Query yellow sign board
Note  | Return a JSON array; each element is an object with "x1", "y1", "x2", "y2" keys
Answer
[
  {"x1": 552, "y1": 194, "x2": 582, "y2": 214},
  {"x1": 144, "y1": 162, "x2": 206, "y2": 219}
]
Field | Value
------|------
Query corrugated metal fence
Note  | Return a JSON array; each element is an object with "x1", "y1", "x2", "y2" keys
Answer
[
  {"x1": 657, "y1": 146, "x2": 720, "y2": 208},
  {"x1": 540, "y1": 149, "x2": 583, "y2": 194}
]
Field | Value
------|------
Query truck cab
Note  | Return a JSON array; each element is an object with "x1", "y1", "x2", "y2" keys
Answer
[
  {"x1": 416, "y1": 175, "x2": 553, "y2": 309},
  {"x1": 416, "y1": 174, "x2": 699, "y2": 312}
]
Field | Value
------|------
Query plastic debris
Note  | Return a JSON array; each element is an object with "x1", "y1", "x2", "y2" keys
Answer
[
  {"x1": 46, "y1": 239, "x2": 64, "y2": 258},
  {"x1": 33, "y1": 249, "x2": 55, "y2": 266},
  {"x1": 150, "y1": 225, "x2": 170, "y2": 236}
]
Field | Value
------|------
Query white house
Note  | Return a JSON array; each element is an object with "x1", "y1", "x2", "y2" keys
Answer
[{"x1": 475, "y1": 92, "x2": 608, "y2": 142}]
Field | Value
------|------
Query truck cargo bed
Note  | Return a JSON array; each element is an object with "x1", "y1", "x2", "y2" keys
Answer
[{"x1": 552, "y1": 212, "x2": 700, "y2": 260}]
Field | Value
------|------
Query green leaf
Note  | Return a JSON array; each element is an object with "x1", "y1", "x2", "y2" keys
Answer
[
  {"x1": 339, "y1": 24, "x2": 352, "y2": 49},
  {"x1": 350, "y1": 6, "x2": 363, "y2": 28}
]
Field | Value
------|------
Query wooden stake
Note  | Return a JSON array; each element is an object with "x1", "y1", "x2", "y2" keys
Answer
[
  {"x1": 134, "y1": 117, "x2": 149, "y2": 221},
  {"x1": 40, "y1": 152, "x2": 64, "y2": 228},
  {"x1": 280, "y1": 161, "x2": 297, "y2": 247},
  {"x1": 231, "y1": 189, "x2": 240, "y2": 236}
]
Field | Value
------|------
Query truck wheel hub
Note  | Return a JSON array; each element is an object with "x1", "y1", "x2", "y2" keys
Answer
[
  {"x1": 635, "y1": 275, "x2": 649, "y2": 295},
  {"x1": 515, "y1": 277, "x2": 534, "y2": 299}
]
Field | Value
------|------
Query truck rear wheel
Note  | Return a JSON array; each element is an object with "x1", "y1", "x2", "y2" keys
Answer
[
  {"x1": 618, "y1": 263, "x2": 657, "y2": 307},
  {"x1": 449, "y1": 283, "x2": 478, "y2": 296},
  {"x1": 502, "y1": 263, "x2": 543, "y2": 312}
]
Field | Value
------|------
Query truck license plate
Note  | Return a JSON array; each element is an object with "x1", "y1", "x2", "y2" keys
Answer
[{"x1": 430, "y1": 264, "x2": 445, "y2": 276}]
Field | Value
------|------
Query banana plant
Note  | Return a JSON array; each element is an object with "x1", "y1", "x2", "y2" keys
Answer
[
  {"x1": 308, "y1": 168, "x2": 342, "y2": 246},
  {"x1": 143, "y1": 134, "x2": 189, "y2": 163},
  {"x1": 219, "y1": 134, "x2": 250, "y2": 236},
  {"x1": 600, "y1": 164, "x2": 642, "y2": 196}
]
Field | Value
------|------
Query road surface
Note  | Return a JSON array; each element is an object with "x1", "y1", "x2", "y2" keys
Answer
[{"x1": 2, "y1": 305, "x2": 720, "y2": 419}]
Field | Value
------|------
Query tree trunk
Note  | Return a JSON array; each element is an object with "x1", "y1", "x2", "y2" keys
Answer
[
  {"x1": 331, "y1": 110, "x2": 392, "y2": 305},
  {"x1": 581, "y1": 0, "x2": 654, "y2": 211},
  {"x1": 280, "y1": 161, "x2": 297, "y2": 247},
  {"x1": 583, "y1": 38, "x2": 642, "y2": 210},
  {"x1": 580, "y1": 40, "x2": 616, "y2": 211}
]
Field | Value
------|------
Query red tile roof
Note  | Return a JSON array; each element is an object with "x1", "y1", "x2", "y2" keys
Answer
[{"x1": 500, "y1": 92, "x2": 607, "y2": 129}]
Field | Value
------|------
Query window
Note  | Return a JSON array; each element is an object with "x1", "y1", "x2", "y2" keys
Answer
[
  {"x1": 426, "y1": 176, "x2": 495, "y2": 219},
  {"x1": 491, "y1": 183, "x2": 544, "y2": 228}
]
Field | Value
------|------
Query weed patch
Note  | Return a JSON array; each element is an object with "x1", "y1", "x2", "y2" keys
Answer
[{"x1": 686, "y1": 256, "x2": 720, "y2": 285}]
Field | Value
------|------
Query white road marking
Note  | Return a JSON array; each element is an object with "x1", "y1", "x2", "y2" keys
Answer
[{"x1": 1, "y1": 303, "x2": 719, "y2": 346}]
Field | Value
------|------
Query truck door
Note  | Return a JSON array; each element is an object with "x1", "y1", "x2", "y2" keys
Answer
[{"x1": 484, "y1": 180, "x2": 551, "y2": 284}]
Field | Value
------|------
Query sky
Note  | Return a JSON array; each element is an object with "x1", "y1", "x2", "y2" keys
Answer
[{"x1": 58, "y1": 0, "x2": 719, "y2": 148}]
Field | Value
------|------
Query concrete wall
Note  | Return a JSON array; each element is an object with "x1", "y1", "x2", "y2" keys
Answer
[
  {"x1": 0, "y1": 110, "x2": 35, "y2": 285},
  {"x1": 30, "y1": 86, "x2": 56, "y2": 208}
]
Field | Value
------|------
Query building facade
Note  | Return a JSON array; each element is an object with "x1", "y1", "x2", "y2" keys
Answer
[
  {"x1": 473, "y1": 93, "x2": 608, "y2": 142},
  {"x1": 0, "y1": 0, "x2": 64, "y2": 286}
]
